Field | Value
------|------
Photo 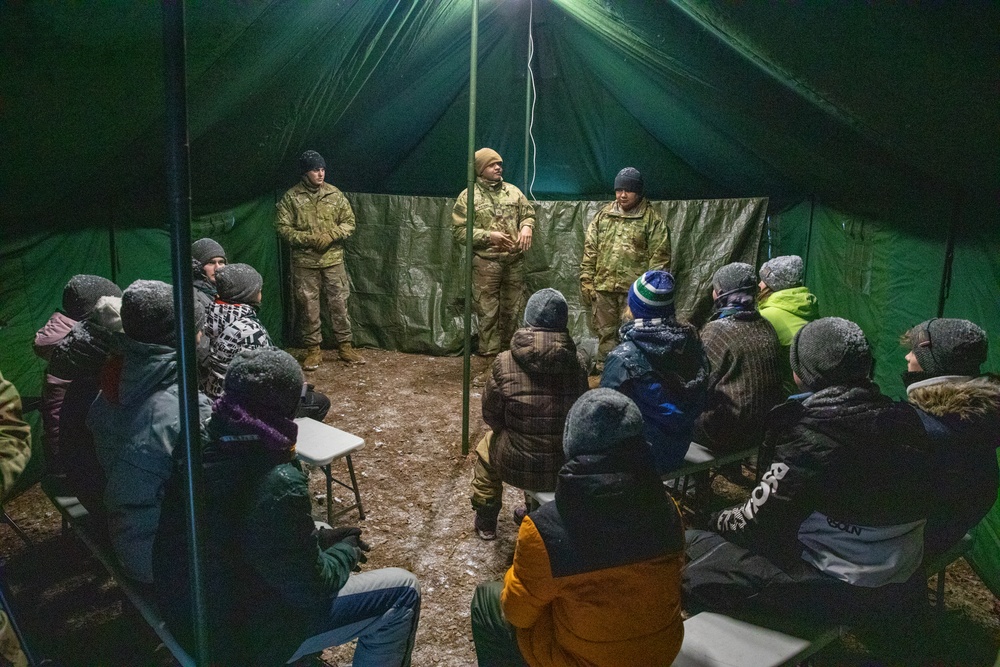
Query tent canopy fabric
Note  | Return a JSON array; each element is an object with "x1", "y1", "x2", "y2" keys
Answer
[{"x1": 2, "y1": 1, "x2": 995, "y2": 232}]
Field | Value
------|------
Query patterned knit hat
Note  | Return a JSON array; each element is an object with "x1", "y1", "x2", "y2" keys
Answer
[
  {"x1": 563, "y1": 388, "x2": 645, "y2": 459},
  {"x1": 907, "y1": 318, "x2": 988, "y2": 377},
  {"x1": 191, "y1": 238, "x2": 226, "y2": 266},
  {"x1": 790, "y1": 317, "x2": 872, "y2": 391},
  {"x1": 628, "y1": 270, "x2": 675, "y2": 320},
  {"x1": 216, "y1": 263, "x2": 263, "y2": 305},
  {"x1": 298, "y1": 150, "x2": 326, "y2": 174},
  {"x1": 225, "y1": 348, "x2": 304, "y2": 418},
  {"x1": 63, "y1": 275, "x2": 123, "y2": 321},
  {"x1": 759, "y1": 255, "x2": 804, "y2": 292},
  {"x1": 474, "y1": 148, "x2": 502, "y2": 176},
  {"x1": 712, "y1": 262, "x2": 757, "y2": 296},
  {"x1": 614, "y1": 167, "x2": 643, "y2": 195},
  {"x1": 524, "y1": 288, "x2": 568, "y2": 330}
]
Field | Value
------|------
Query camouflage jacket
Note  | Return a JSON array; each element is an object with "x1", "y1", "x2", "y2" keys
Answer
[
  {"x1": 452, "y1": 178, "x2": 535, "y2": 260},
  {"x1": 580, "y1": 198, "x2": 671, "y2": 293},
  {"x1": 0, "y1": 371, "x2": 30, "y2": 501},
  {"x1": 275, "y1": 181, "x2": 356, "y2": 268}
]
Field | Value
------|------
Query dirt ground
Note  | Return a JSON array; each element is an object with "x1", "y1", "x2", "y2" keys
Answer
[{"x1": 2, "y1": 349, "x2": 999, "y2": 666}]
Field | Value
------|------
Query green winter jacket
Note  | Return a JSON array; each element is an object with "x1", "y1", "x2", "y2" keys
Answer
[
  {"x1": 154, "y1": 416, "x2": 359, "y2": 666},
  {"x1": 275, "y1": 181, "x2": 356, "y2": 268},
  {"x1": 0, "y1": 372, "x2": 31, "y2": 502},
  {"x1": 758, "y1": 287, "x2": 819, "y2": 393},
  {"x1": 580, "y1": 199, "x2": 671, "y2": 294},
  {"x1": 452, "y1": 178, "x2": 535, "y2": 260}
]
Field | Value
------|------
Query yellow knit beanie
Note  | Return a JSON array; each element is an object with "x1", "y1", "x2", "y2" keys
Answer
[{"x1": 474, "y1": 148, "x2": 502, "y2": 176}]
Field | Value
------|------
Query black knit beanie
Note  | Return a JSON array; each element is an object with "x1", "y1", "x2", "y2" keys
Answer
[
  {"x1": 215, "y1": 263, "x2": 263, "y2": 305},
  {"x1": 790, "y1": 317, "x2": 872, "y2": 391},
  {"x1": 121, "y1": 280, "x2": 176, "y2": 347},
  {"x1": 63, "y1": 275, "x2": 123, "y2": 321},
  {"x1": 712, "y1": 262, "x2": 757, "y2": 296},
  {"x1": 759, "y1": 255, "x2": 804, "y2": 292},
  {"x1": 225, "y1": 348, "x2": 304, "y2": 418},
  {"x1": 563, "y1": 388, "x2": 645, "y2": 459},
  {"x1": 524, "y1": 288, "x2": 568, "y2": 330},
  {"x1": 191, "y1": 238, "x2": 226, "y2": 266},
  {"x1": 908, "y1": 318, "x2": 988, "y2": 377},
  {"x1": 613, "y1": 167, "x2": 643, "y2": 195},
  {"x1": 299, "y1": 150, "x2": 326, "y2": 174}
]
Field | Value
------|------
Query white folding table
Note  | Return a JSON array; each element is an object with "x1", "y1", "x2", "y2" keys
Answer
[{"x1": 294, "y1": 417, "x2": 366, "y2": 523}]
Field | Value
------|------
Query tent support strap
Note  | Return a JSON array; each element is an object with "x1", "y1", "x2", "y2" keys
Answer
[{"x1": 937, "y1": 189, "x2": 961, "y2": 317}]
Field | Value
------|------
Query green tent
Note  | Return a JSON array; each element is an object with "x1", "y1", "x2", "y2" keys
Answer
[{"x1": 2, "y1": 0, "x2": 998, "y2": 587}]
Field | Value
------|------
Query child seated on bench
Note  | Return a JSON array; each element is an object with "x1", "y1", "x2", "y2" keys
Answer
[
  {"x1": 684, "y1": 317, "x2": 933, "y2": 626},
  {"x1": 153, "y1": 349, "x2": 421, "y2": 666}
]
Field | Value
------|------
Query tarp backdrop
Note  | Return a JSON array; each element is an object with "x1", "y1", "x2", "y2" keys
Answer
[{"x1": 1, "y1": 1, "x2": 998, "y2": 586}]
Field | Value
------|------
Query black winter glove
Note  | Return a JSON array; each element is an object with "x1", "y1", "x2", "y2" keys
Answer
[
  {"x1": 342, "y1": 533, "x2": 371, "y2": 571},
  {"x1": 317, "y1": 526, "x2": 361, "y2": 551}
]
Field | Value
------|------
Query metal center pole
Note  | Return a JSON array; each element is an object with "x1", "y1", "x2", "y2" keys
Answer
[{"x1": 462, "y1": 0, "x2": 479, "y2": 455}]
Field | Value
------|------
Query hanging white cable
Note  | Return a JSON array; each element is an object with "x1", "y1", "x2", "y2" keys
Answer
[{"x1": 526, "y1": 0, "x2": 539, "y2": 201}]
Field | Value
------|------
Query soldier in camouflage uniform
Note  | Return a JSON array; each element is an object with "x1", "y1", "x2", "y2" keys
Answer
[
  {"x1": 452, "y1": 148, "x2": 536, "y2": 356},
  {"x1": 275, "y1": 150, "x2": 364, "y2": 370},
  {"x1": 579, "y1": 167, "x2": 671, "y2": 369}
]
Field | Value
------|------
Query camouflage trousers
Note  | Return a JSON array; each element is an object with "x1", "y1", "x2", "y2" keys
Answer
[
  {"x1": 591, "y1": 290, "x2": 629, "y2": 362},
  {"x1": 472, "y1": 255, "x2": 526, "y2": 356},
  {"x1": 293, "y1": 263, "x2": 352, "y2": 347},
  {"x1": 470, "y1": 431, "x2": 503, "y2": 516}
]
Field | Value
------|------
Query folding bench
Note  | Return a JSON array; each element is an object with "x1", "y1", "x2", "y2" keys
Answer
[
  {"x1": 662, "y1": 442, "x2": 757, "y2": 508},
  {"x1": 674, "y1": 612, "x2": 846, "y2": 667},
  {"x1": 44, "y1": 491, "x2": 195, "y2": 667},
  {"x1": 294, "y1": 417, "x2": 366, "y2": 524}
]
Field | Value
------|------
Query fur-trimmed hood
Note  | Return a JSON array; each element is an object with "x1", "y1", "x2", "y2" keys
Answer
[{"x1": 907, "y1": 375, "x2": 1000, "y2": 421}]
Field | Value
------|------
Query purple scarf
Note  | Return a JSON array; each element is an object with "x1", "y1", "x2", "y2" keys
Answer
[{"x1": 213, "y1": 393, "x2": 298, "y2": 458}]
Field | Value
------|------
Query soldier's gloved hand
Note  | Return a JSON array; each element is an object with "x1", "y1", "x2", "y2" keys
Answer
[
  {"x1": 312, "y1": 232, "x2": 335, "y2": 252},
  {"x1": 580, "y1": 283, "x2": 596, "y2": 304},
  {"x1": 317, "y1": 526, "x2": 361, "y2": 551},
  {"x1": 342, "y1": 533, "x2": 371, "y2": 571}
]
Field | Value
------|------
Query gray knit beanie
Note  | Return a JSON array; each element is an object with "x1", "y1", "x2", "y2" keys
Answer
[
  {"x1": 712, "y1": 262, "x2": 757, "y2": 296},
  {"x1": 63, "y1": 275, "x2": 123, "y2": 321},
  {"x1": 760, "y1": 255, "x2": 804, "y2": 292},
  {"x1": 121, "y1": 280, "x2": 176, "y2": 347},
  {"x1": 524, "y1": 288, "x2": 568, "y2": 330},
  {"x1": 613, "y1": 167, "x2": 643, "y2": 195},
  {"x1": 790, "y1": 317, "x2": 872, "y2": 391},
  {"x1": 908, "y1": 318, "x2": 988, "y2": 377},
  {"x1": 563, "y1": 388, "x2": 645, "y2": 459},
  {"x1": 225, "y1": 348, "x2": 303, "y2": 418},
  {"x1": 215, "y1": 264, "x2": 263, "y2": 305},
  {"x1": 299, "y1": 150, "x2": 326, "y2": 174},
  {"x1": 191, "y1": 238, "x2": 226, "y2": 266}
]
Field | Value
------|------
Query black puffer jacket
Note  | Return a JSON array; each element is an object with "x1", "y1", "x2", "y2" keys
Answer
[
  {"x1": 907, "y1": 375, "x2": 1000, "y2": 558},
  {"x1": 483, "y1": 328, "x2": 588, "y2": 491},
  {"x1": 714, "y1": 383, "x2": 933, "y2": 586}
]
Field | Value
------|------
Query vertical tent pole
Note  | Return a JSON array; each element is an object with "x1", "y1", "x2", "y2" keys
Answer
[
  {"x1": 462, "y1": 0, "x2": 479, "y2": 455},
  {"x1": 162, "y1": 1, "x2": 208, "y2": 663},
  {"x1": 803, "y1": 194, "x2": 816, "y2": 277}
]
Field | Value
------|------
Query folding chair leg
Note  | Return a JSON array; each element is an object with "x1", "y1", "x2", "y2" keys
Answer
[
  {"x1": 345, "y1": 455, "x2": 365, "y2": 520},
  {"x1": 2, "y1": 512, "x2": 32, "y2": 548}
]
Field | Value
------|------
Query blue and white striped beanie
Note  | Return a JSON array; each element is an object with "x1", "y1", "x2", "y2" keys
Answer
[{"x1": 628, "y1": 270, "x2": 675, "y2": 320}]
